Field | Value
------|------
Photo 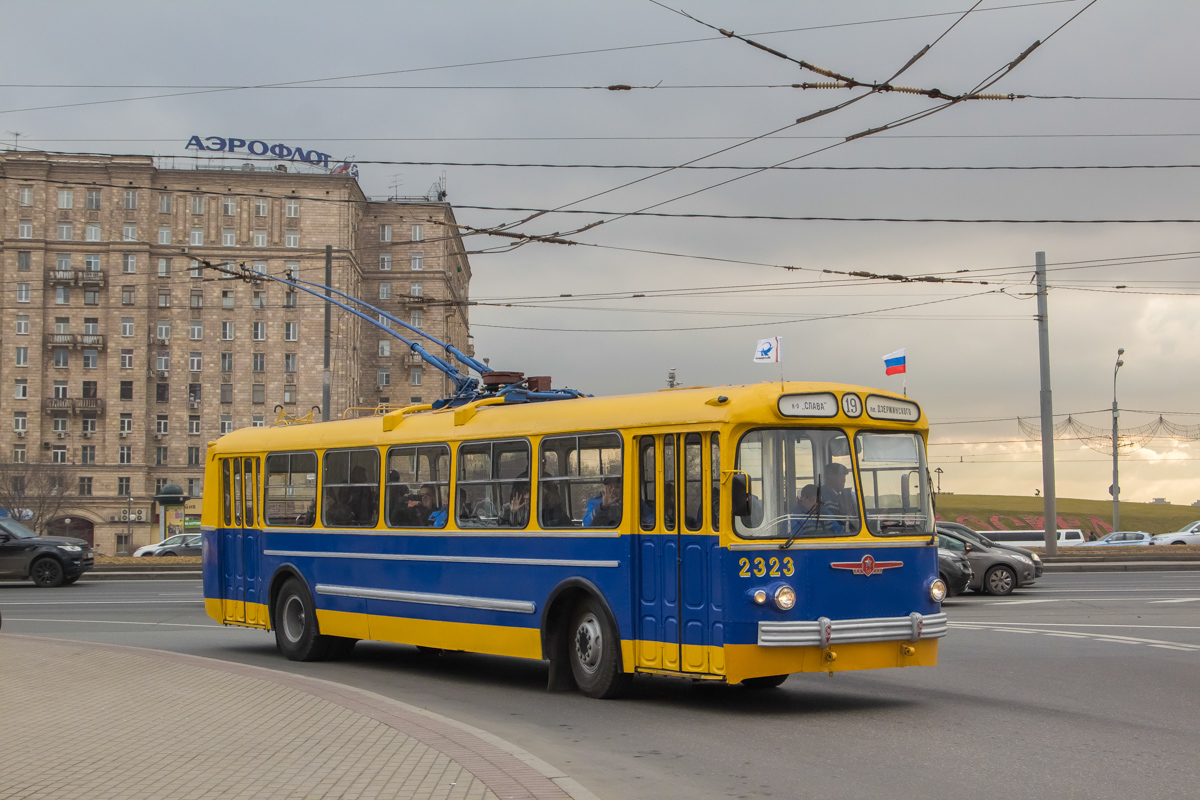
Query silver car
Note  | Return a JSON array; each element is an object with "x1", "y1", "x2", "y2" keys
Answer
[
  {"x1": 937, "y1": 528, "x2": 1037, "y2": 596},
  {"x1": 133, "y1": 534, "x2": 202, "y2": 557},
  {"x1": 1150, "y1": 521, "x2": 1200, "y2": 546}
]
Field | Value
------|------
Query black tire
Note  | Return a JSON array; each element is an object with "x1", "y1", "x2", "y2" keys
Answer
[
  {"x1": 742, "y1": 674, "x2": 788, "y2": 690},
  {"x1": 326, "y1": 637, "x2": 358, "y2": 660},
  {"x1": 273, "y1": 578, "x2": 333, "y2": 661},
  {"x1": 62, "y1": 575, "x2": 81, "y2": 586},
  {"x1": 30, "y1": 557, "x2": 64, "y2": 588},
  {"x1": 159, "y1": 551, "x2": 177, "y2": 557},
  {"x1": 984, "y1": 565, "x2": 1017, "y2": 596},
  {"x1": 567, "y1": 596, "x2": 631, "y2": 699},
  {"x1": 1171, "y1": 541, "x2": 1187, "y2": 546}
]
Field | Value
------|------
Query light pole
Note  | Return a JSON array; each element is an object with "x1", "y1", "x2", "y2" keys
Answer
[
  {"x1": 1112, "y1": 348, "x2": 1125, "y2": 531},
  {"x1": 934, "y1": 467, "x2": 943, "y2": 494}
]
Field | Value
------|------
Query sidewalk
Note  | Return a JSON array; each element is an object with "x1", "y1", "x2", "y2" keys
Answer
[{"x1": 0, "y1": 634, "x2": 599, "y2": 800}]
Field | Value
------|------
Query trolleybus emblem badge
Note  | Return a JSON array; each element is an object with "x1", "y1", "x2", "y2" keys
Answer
[{"x1": 830, "y1": 555, "x2": 903, "y2": 576}]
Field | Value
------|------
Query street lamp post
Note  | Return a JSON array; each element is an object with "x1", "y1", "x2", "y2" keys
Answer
[
  {"x1": 1112, "y1": 348, "x2": 1125, "y2": 531},
  {"x1": 934, "y1": 467, "x2": 943, "y2": 494}
]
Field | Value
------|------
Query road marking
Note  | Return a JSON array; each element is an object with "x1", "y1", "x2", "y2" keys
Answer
[
  {"x1": 950, "y1": 621, "x2": 1200, "y2": 630},
  {"x1": 0, "y1": 618, "x2": 221, "y2": 628},
  {"x1": 951, "y1": 622, "x2": 1200, "y2": 651},
  {"x1": 991, "y1": 599, "x2": 1060, "y2": 605},
  {"x1": 1149, "y1": 644, "x2": 1195, "y2": 651},
  {"x1": 1147, "y1": 598, "x2": 1200, "y2": 604}
]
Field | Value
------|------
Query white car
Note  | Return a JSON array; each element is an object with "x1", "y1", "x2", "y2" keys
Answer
[{"x1": 1150, "y1": 521, "x2": 1200, "y2": 546}]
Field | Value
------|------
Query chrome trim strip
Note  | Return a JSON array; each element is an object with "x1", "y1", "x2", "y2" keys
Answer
[
  {"x1": 200, "y1": 526, "x2": 216, "y2": 532},
  {"x1": 261, "y1": 526, "x2": 621, "y2": 539},
  {"x1": 266, "y1": 549, "x2": 618, "y2": 568},
  {"x1": 729, "y1": 540, "x2": 931, "y2": 551},
  {"x1": 315, "y1": 583, "x2": 535, "y2": 614},
  {"x1": 758, "y1": 612, "x2": 948, "y2": 647}
]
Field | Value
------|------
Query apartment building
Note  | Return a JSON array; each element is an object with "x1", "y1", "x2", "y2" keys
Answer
[{"x1": 0, "y1": 151, "x2": 472, "y2": 553}]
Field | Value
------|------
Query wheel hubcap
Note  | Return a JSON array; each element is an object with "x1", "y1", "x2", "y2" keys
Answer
[
  {"x1": 573, "y1": 613, "x2": 603, "y2": 675},
  {"x1": 282, "y1": 595, "x2": 305, "y2": 643},
  {"x1": 990, "y1": 570, "x2": 1013, "y2": 593}
]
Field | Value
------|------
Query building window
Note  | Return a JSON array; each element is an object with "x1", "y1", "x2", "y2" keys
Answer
[
  {"x1": 380, "y1": 224, "x2": 392, "y2": 242},
  {"x1": 118, "y1": 477, "x2": 131, "y2": 496},
  {"x1": 189, "y1": 352, "x2": 202, "y2": 372},
  {"x1": 119, "y1": 413, "x2": 133, "y2": 433},
  {"x1": 15, "y1": 346, "x2": 29, "y2": 367},
  {"x1": 221, "y1": 352, "x2": 234, "y2": 372},
  {"x1": 117, "y1": 317, "x2": 133, "y2": 338},
  {"x1": 379, "y1": 282, "x2": 392, "y2": 300},
  {"x1": 222, "y1": 228, "x2": 235, "y2": 246},
  {"x1": 411, "y1": 309, "x2": 423, "y2": 328},
  {"x1": 411, "y1": 252, "x2": 424, "y2": 271},
  {"x1": 188, "y1": 446, "x2": 201, "y2": 466},
  {"x1": 158, "y1": 288, "x2": 171, "y2": 308},
  {"x1": 13, "y1": 412, "x2": 27, "y2": 432},
  {"x1": 378, "y1": 340, "x2": 391, "y2": 357},
  {"x1": 221, "y1": 414, "x2": 233, "y2": 434},
  {"x1": 221, "y1": 384, "x2": 233, "y2": 404},
  {"x1": 155, "y1": 478, "x2": 169, "y2": 494},
  {"x1": 85, "y1": 254, "x2": 100, "y2": 270},
  {"x1": 284, "y1": 290, "x2": 297, "y2": 308},
  {"x1": 221, "y1": 290, "x2": 235, "y2": 309},
  {"x1": 190, "y1": 292, "x2": 204, "y2": 313},
  {"x1": 189, "y1": 415, "x2": 200, "y2": 435},
  {"x1": 57, "y1": 253, "x2": 73, "y2": 271},
  {"x1": 156, "y1": 446, "x2": 168, "y2": 466},
  {"x1": 17, "y1": 251, "x2": 31, "y2": 271},
  {"x1": 410, "y1": 282, "x2": 423, "y2": 297},
  {"x1": 190, "y1": 196, "x2": 205, "y2": 215},
  {"x1": 161, "y1": 320, "x2": 175, "y2": 340},
  {"x1": 221, "y1": 321, "x2": 234, "y2": 340},
  {"x1": 120, "y1": 287, "x2": 135, "y2": 306},
  {"x1": 122, "y1": 224, "x2": 136, "y2": 241},
  {"x1": 379, "y1": 253, "x2": 392, "y2": 271},
  {"x1": 57, "y1": 223, "x2": 73, "y2": 241},
  {"x1": 13, "y1": 445, "x2": 26, "y2": 464},
  {"x1": 411, "y1": 367, "x2": 422, "y2": 386},
  {"x1": 83, "y1": 349, "x2": 98, "y2": 369},
  {"x1": 190, "y1": 259, "x2": 202, "y2": 278},
  {"x1": 156, "y1": 383, "x2": 170, "y2": 402},
  {"x1": 120, "y1": 382, "x2": 134, "y2": 401},
  {"x1": 252, "y1": 384, "x2": 265, "y2": 404},
  {"x1": 412, "y1": 224, "x2": 423, "y2": 242},
  {"x1": 18, "y1": 220, "x2": 32, "y2": 239},
  {"x1": 252, "y1": 353, "x2": 265, "y2": 372},
  {"x1": 188, "y1": 383, "x2": 202, "y2": 403},
  {"x1": 377, "y1": 368, "x2": 390, "y2": 387},
  {"x1": 251, "y1": 416, "x2": 264, "y2": 429},
  {"x1": 158, "y1": 227, "x2": 172, "y2": 245},
  {"x1": 156, "y1": 415, "x2": 169, "y2": 435},
  {"x1": 253, "y1": 291, "x2": 266, "y2": 309},
  {"x1": 16, "y1": 316, "x2": 29, "y2": 335},
  {"x1": 52, "y1": 446, "x2": 67, "y2": 464},
  {"x1": 84, "y1": 289, "x2": 100, "y2": 306},
  {"x1": 283, "y1": 385, "x2": 297, "y2": 404},
  {"x1": 124, "y1": 190, "x2": 138, "y2": 210},
  {"x1": 121, "y1": 349, "x2": 134, "y2": 369},
  {"x1": 190, "y1": 228, "x2": 203, "y2": 245},
  {"x1": 87, "y1": 190, "x2": 101, "y2": 210},
  {"x1": 284, "y1": 353, "x2": 297, "y2": 372},
  {"x1": 284, "y1": 322, "x2": 298, "y2": 341},
  {"x1": 159, "y1": 194, "x2": 172, "y2": 213},
  {"x1": 18, "y1": 187, "x2": 33, "y2": 206},
  {"x1": 119, "y1": 445, "x2": 133, "y2": 465},
  {"x1": 190, "y1": 320, "x2": 203, "y2": 340},
  {"x1": 14, "y1": 379, "x2": 27, "y2": 399},
  {"x1": 17, "y1": 283, "x2": 30, "y2": 303},
  {"x1": 252, "y1": 230, "x2": 266, "y2": 247},
  {"x1": 157, "y1": 258, "x2": 171, "y2": 277},
  {"x1": 86, "y1": 224, "x2": 101, "y2": 242},
  {"x1": 54, "y1": 348, "x2": 69, "y2": 368},
  {"x1": 78, "y1": 477, "x2": 93, "y2": 496},
  {"x1": 123, "y1": 254, "x2": 137, "y2": 273},
  {"x1": 223, "y1": 197, "x2": 236, "y2": 216},
  {"x1": 251, "y1": 322, "x2": 265, "y2": 341},
  {"x1": 285, "y1": 199, "x2": 299, "y2": 217},
  {"x1": 83, "y1": 377, "x2": 98, "y2": 395},
  {"x1": 58, "y1": 190, "x2": 74, "y2": 209},
  {"x1": 53, "y1": 382, "x2": 68, "y2": 401},
  {"x1": 81, "y1": 445, "x2": 96, "y2": 465},
  {"x1": 285, "y1": 231, "x2": 299, "y2": 248},
  {"x1": 156, "y1": 352, "x2": 170, "y2": 371},
  {"x1": 254, "y1": 198, "x2": 268, "y2": 217}
]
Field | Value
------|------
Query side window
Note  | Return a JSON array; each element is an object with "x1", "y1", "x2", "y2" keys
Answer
[
  {"x1": 538, "y1": 432, "x2": 623, "y2": 528},
  {"x1": 385, "y1": 444, "x2": 450, "y2": 528},
  {"x1": 684, "y1": 433, "x2": 703, "y2": 531},
  {"x1": 639, "y1": 437, "x2": 656, "y2": 532},
  {"x1": 243, "y1": 458, "x2": 257, "y2": 528},
  {"x1": 663, "y1": 434, "x2": 677, "y2": 532},
  {"x1": 710, "y1": 433, "x2": 720, "y2": 532},
  {"x1": 322, "y1": 448, "x2": 380, "y2": 528},
  {"x1": 457, "y1": 439, "x2": 530, "y2": 528},
  {"x1": 232, "y1": 457, "x2": 243, "y2": 527},
  {"x1": 222, "y1": 458, "x2": 233, "y2": 527},
  {"x1": 264, "y1": 452, "x2": 318, "y2": 527},
  {"x1": 939, "y1": 534, "x2": 965, "y2": 552}
]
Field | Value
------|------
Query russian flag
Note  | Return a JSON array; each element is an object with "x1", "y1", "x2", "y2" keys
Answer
[{"x1": 883, "y1": 348, "x2": 906, "y2": 375}]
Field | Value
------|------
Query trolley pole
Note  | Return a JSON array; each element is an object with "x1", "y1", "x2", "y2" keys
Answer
[
  {"x1": 322, "y1": 245, "x2": 332, "y2": 422},
  {"x1": 1035, "y1": 252, "x2": 1058, "y2": 556}
]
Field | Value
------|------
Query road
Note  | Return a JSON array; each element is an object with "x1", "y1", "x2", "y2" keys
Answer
[{"x1": 3, "y1": 571, "x2": 1199, "y2": 799}]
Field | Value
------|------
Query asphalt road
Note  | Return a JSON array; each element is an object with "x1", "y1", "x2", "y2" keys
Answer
[{"x1": 3, "y1": 572, "x2": 1199, "y2": 799}]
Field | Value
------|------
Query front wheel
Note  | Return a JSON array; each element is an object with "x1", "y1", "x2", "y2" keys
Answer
[
  {"x1": 985, "y1": 565, "x2": 1017, "y2": 596},
  {"x1": 62, "y1": 574, "x2": 81, "y2": 586},
  {"x1": 742, "y1": 674, "x2": 788, "y2": 690},
  {"x1": 31, "y1": 558, "x2": 64, "y2": 588},
  {"x1": 159, "y1": 551, "x2": 177, "y2": 557},
  {"x1": 273, "y1": 578, "x2": 333, "y2": 661},
  {"x1": 568, "y1": 597, "x2": 631, "y2": 699}
]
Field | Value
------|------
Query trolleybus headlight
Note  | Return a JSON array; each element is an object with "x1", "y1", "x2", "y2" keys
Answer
[
  {"x1": 930, "y1": 579, "x2": 947, "y2": 603},
  {"x1": 774, "y1": 585, "x2": 796, "y2": 611},
  {"x1": 752, "y1": 589, "x2": 768, "y2": 605}
]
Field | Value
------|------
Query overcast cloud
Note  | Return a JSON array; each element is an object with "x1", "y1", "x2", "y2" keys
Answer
[{"x1": 4, "y1": 0, "x2": 1198, "y2": 505}]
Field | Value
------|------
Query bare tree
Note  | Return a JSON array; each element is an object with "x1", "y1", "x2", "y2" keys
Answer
[{"x1": 0, "y1": 459, "x2": 77, "y2": 535}]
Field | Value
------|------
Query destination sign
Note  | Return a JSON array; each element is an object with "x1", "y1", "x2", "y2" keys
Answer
[
  {"x1": 778, "y1": 392, "x2": 839, "y2": 418},
  {"x1": 864, "y1": 394, "x2": 921, "y2": 422}
]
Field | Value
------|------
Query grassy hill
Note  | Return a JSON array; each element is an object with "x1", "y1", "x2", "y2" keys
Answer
[{"x1": 934, "y1": 494, "x2": 1199, "y2": 538}]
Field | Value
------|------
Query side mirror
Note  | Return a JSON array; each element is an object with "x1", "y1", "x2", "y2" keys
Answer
[
  {"x1": 964, "y1": 544, "x2": 973, "y2": 552},
  {"x1": 731, "y1": 473, "x2": 751, "y2": 518}
]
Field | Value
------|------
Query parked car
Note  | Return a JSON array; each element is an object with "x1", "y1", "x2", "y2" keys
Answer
[
  {"x1": 133, "y1": 534, "x2": 202, "y2": 557},
  {"x1": 1081, "y1": 531, "x2": 1152, "y2": 547},
  {"x1": 983, "y1": 528, "x2": 1086, "y2": 548},
  {"x1": 937, "y1": 527, "x2": 1037, "y2": 596},
  {"x1": 938, "y1": 521, "x2": 1044, "y2": 577},
  {"x1": 1150, "y1": 521, "x2": 1200, "y2": 546},
  {"x1": 938, "y1": 548, "x2": 973, "y2": 598},
  {"x1": 0, "y1": 518, "x2": 94, "y2": 587}
]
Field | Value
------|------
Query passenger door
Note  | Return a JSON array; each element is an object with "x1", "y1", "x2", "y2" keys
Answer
[
  {"x1": 220, "y1": 457, "x2": 246, "y2": 624},
  {"x1": 241, "y1": 457, "x2": 264, "y2": 626},
  {"x1": 677, "y1": 432, "x2": 722, "y2": 674}
]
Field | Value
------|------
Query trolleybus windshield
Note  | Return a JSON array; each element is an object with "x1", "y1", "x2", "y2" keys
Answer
[{"x1": 856, "y1": 431, "x2": 934, "y2": 536}]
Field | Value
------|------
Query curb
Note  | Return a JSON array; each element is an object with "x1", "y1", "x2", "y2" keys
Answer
[{"x1": 2, "y1": 633, "x2": 601, "y2": 800}]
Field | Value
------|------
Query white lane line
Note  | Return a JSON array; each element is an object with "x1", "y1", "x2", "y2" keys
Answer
[
  {"x1": 991, "y1": 599, "x2": 1060, "y2": 605},
  {"x1": 1147, "y1": 598, "x2": 1200, "y2": 604},
  {"x1": 951, "y1": 623, "x2": 1200, "y2": 651},
  {"x1": 1044, "y1": 632, "x2": 1088, "y2": 638},
  {"x1": 0, "y1": 618, "x2": 221, "y2": 628},
  {"x1": 1149, "y1": 644, "x2": 1195, "y2": 651},
  {"x1": 950, "y1": 621, "x2": 1200, "y2": 630}
]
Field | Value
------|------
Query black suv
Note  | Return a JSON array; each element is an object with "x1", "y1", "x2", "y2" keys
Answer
[{"x1": 0, "y1": 518, "x2": 94, "y2": 587}]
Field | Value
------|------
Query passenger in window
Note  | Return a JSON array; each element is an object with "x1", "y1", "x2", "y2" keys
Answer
[
  {"x1": 387, "y1": 473, "x2": 417, "y2": 526},
  {"x1": 499, "y1": 482, "x2": 530, "y2": 527},
  {"x1": 540, "y1": 482, "x2": 573, "y2": 527},
  {"x1": 583, "y1": 477, "x2": 623, "y2": 527},
  {"x1": 347, "y1": 465, "x2": 377, "y2": 525},
  {"x1": 822, "y1": 462, "x2": 858, "y2": 530},
  {"x1": 418, "y1": 483, "x2": 446, "y2": 527},
  {"x1": 790, "y1": 484, "x2": 843, "y2": 536}
]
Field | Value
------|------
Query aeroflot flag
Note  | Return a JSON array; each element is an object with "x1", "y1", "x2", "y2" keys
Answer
[
  {"x1": 883, "y1": 348, "x2": 907, "y2": 375},
  {"x1": 754, "y1": 337, "x2": 781, "y2": 363}
]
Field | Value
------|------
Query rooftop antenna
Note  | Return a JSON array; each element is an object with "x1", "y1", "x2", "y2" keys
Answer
[
  {"x1": 6, "y1": 131, "x2": 23, "y2": 151},
  {"x1": 388, "y1": 173, "x2": 404, "y2": 198}
]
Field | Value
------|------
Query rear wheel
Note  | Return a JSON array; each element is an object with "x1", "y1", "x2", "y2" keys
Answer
[
  {"x1": 159, "y1": 551, "x2": 177, "y2": 557},
  {"x1": 31, "y1": 558, "x2": 64, "y2": 588},
  {"x1": 274, "y1": 578, "x2": 332, "y2": 661},
  {"x1": 984, "y1": 565, "x2": 1016, "y2": 596},
  {"x1": 741, "y1": 674, "x2": 788, "y2": 690},
  {"x1": 1171, "y1": 541, "x2": 1187, "y2": 546},
  {"x1": 62, "y1": 574, "x2": 81, "y2": 586},
  {"x1": 567, "y1": 596, "x2": 631, "y2": 699}
]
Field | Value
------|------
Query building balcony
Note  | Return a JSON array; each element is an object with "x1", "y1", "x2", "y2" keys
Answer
[
  {"x1": 47, "y1": 269, "x2": 76, "y2": 284},
  {"x1": 78, "y1": 269, "x2": 107, "y2": 287},
  {"x1": 79, "y1": 334, "x2": 107, "y2": 349},
  {"x1": 43, "y1": 397, "x2": 74, "y2": 413},
  {"x1": 75, "y1": 397, "x2": 106, "y2": 414},
  {"x1": 45, "y1": 333, "x2": 76, "y2": 348},
  {"x1": 41, "y1": 397, "x2": 106, "y2": 415}
]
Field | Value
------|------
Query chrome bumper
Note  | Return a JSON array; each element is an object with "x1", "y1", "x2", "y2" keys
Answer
[{"x1": 758, "y1": 612, "x2": 948, "y2": 647}]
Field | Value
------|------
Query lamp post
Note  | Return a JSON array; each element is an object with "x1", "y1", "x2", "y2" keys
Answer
[
  {"x1": 1112, "y1": 348, "x2": 1125, "y2": 531},
  {"x1": 934, "y1": 467, "x2": 943, "y2": 494}
]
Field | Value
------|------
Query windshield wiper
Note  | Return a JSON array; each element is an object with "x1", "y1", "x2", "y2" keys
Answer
[{"x1": 877, "y1": 520, "x2": 924, "y2": 534}]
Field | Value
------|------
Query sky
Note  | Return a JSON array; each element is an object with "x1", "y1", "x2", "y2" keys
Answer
[{"x1": 4, "y1": 0, "x2": 1198, "y2": 507}]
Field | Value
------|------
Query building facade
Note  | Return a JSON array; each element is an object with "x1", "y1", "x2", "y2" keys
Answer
[{"x1": 0, "y1": 151, "x2": 472, "y2": 554}]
